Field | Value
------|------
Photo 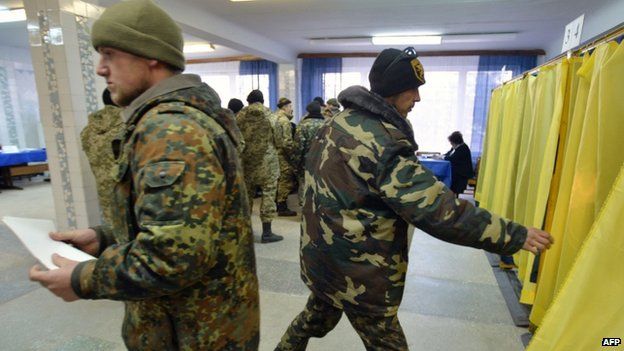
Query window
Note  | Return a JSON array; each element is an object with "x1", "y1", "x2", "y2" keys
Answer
[{"x1": 186, "y1": 62, "x2": 271, "y2": 108}]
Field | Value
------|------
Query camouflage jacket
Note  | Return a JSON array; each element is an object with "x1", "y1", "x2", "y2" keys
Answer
[
  {"x1": 80, "y1": 105, "x2": 125, "y2": 226},
  {"x1": 274, "y1": 109, "x2": 295, "y2": 155},
  {"x1": 300, "y1": 86, "x2": 527, "y2": 316},
  {"x1": 71, "y1": 74, "x2": 259, "y2": 350},
  {"x1": 236, "y1": 103, "x2": 280, "y2": 176},
  {"x1": 294, "y1": 112, "x2": 325, "y2": 175}
]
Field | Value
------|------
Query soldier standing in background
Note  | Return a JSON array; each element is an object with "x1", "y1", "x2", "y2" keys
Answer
[
  {"x1": 274, "y1": 97, "x2": 297, "y2": 216},
  {"x1": 293, "y1": 101, "x2": 325, "y2": 204},
  {"x1": 80, "y1": 88, "x2": 124, "y2": 226},
  {"x1": 228, "y1": 97, "x2": 244, "y2": 115},
  {"x1": 29, "y1": 1, "x2": 260, "y2": 349},
  {"x1": 323, "y1": 98, "x2": 341, "y2": 119},
  {"x1": 237, "y1": 90, "x2": 284, "y2": 243},
  {"x1": 275, "y1": 47, "x2": 553, "y2": 350}
]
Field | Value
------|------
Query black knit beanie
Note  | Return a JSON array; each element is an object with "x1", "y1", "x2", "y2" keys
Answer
[
  {"x1": 306, "y1": 101, "x2": 322, "y2": 115},
  {"x1": 247, "y1": 90, "x2": 264, "y2": 104},
  {"x1": 228, "y1": 98, "x2": 244, "y2": 114},
  {"x1": 369, "y1": 47, "x2": 425, "y2": 97},
  {"x1": 313, "y1": 96, "x2": 326, "y2": 107}
]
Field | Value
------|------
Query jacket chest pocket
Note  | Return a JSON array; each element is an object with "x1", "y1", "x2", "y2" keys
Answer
[{"x1": 137, "y1": 161, "x2": 186, "y2": 225}]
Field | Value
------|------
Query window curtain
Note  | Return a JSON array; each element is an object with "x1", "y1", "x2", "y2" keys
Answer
[
  {"x1": 300, "y1": 57, "x2": 342, "y2": 116},
  {"x1": 239, "y1": 59, "x2": 278, "y2": 110},
  {"x1": 470, "y1": 55, "x2": 537, "y2": 162}
]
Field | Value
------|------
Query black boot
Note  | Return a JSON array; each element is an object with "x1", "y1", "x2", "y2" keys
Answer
[
  {"x1": 261, "y1": 222, "x2": 283, "y2": 243},
  {"x1": 277, "y1": 201, "x2": 297, "y2": 217}
]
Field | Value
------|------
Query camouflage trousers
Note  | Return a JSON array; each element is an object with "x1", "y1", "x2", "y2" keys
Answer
[
  {"x1": 245, "y1": 170, "x2": 278, "y2": 222},
  {"x1": 277, "y1": 153, "x2": 295, "y2": 203},
  {"x1": 275, "y1": 293, "x2": 408, "y2": 351}
]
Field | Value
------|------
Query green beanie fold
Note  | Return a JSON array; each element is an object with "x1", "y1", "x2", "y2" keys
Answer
[{"x1": 91, "y1": 0, "x2": 185, "y2": 71}]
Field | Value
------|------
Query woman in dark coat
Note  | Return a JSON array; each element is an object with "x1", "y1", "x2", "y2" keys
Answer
[{"x1": 444, "y1": 131, "x2": 474, "y2": 196}]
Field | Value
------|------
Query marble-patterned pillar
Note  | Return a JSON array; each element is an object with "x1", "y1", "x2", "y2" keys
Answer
[
  {"x1": 24, "y1": 0, "x2": 104, "y2": 230},
  {"x1": 278, "y1": 63, "x2": 297, "y2": 116}
]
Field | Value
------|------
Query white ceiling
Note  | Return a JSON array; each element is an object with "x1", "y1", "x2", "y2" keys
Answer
[
  {"x1": 0, "y1": 0, "x2": 618, "y2": 60},
  {"x1": 185, "y1": 0, "x2": 603, "y2": 54}
]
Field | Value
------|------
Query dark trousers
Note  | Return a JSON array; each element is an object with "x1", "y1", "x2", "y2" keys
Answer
[{"x1": 275, "y1": 293, "x2": 408, "y2": 351}]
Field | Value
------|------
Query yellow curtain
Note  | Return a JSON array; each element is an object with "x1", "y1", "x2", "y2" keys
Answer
[
  {"x1": 531, "y1": 40, "x2": 624, "y2": 326},
  {"x1": 509, "y1": 60, "x2": 568, "y2": 304},
  {"x1": 526, "y1": 164, "x2": 624, "y2": 351},
  {"x1": 530, "y1": 55, "x2": 585, "y2": 326},
  {"x1": 555, "y1": 42, "x2": 619, "y2": 290},
  {"x1": 490, "y1": 81, "x2": 523, "y2": 215},
  {"x1": 511, "y1": 75, "x2": 536, "y2": 281},
  {"x1": 475, "y1": 87, "x2": 503, "y2": 207},
  {"x1": 498, "y1": 79, "x2": 528, "y2": 219}
]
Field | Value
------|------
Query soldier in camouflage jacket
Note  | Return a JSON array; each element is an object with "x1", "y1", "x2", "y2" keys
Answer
[
  {"x1": 236, "y1": 90, "x2": 284, "y2": 243},
  {"x1": 275, "y1": 48, "x2": 553, "y2": 350},
  {"x1": 80, "y1": 89, "x2": 124, "y2": 226},
  {"x1": 29, "y1": 1, "x2": 259, "y2": 350},
  {"x1": 294, "y1": 101, "x2": 326, "y2": 204},
  {"x1": 274, "y1": 97, "x2": 298, "y2": 216}
]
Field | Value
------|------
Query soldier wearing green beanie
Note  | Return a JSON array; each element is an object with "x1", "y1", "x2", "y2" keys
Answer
[{"x1": 29, "y1": 1, "x2": 260, "y2": 350}]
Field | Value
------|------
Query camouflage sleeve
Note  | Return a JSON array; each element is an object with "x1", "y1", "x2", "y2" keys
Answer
[
  {"x1": 270, "y1": 115, "x2": 284, "y2": 150},
  {"x1": 91, "y1": 225, "x2": 115, "y2": 256},
  {"x1": 376, "y1": 141, "x2": 527, "y2": 255},
  {"x1": 71, "y1": 110, "x2": 225, "y2": 300},
  {"x1": 278, "y1": 117, "x2": 295, "y2": 153},
  {"x1": 293, "y1": 125, "x2": 305, "y2": 171}
]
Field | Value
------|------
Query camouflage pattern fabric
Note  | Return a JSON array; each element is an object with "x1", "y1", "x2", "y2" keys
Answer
[
  {"x1": 275, "y1": 292, "x2": 408, "y2": 351},
  {"x1": 236, "y1": 102, "x2": 280, "y2": 222},
  {"x1": 80, "y1": 105, "x2": 125, "y2": 226},
  {"x1": 294, "y1": 114, "x2": 325, "y2": 203},
  {"x1": 298, "y1": 85, "x2": 528, "y2": 319},
  {"x1": 274, "y1": 109, "x2": 296, "y2": 202},
  {"x1": 71, "y1": 75, "x2": 260, "y2": 350}
]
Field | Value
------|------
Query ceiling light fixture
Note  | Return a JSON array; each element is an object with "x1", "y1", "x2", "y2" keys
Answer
[
  {"x1": 0, "y1": 8, "x2": 26, "y2": 23},
  {"x1": 184, "y1": 43, "x2": 216, "y2": 54},
  {"x1": 372, "y1": 35, "x2": 442, "y2": 46},
  {"x1": 229, "y1": 0, "x2": 255, "y2": 2}
]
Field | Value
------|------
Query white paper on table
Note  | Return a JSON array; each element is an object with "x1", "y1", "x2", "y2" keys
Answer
[
  {"x1": 2, "y1": 216, "x2": 96, "y2": 270},
  {"x1": 1, "y1": 145, "x2": 19, "y2": 153}
]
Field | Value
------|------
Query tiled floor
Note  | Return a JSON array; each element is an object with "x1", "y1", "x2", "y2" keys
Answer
[{"x1": 0, "y1": 178, "x2": 527, "y2": 350}]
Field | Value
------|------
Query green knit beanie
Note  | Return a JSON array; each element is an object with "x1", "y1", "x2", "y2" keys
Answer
[{"x1": 91, "y1": 0, "x2": 185, "y2": 71}]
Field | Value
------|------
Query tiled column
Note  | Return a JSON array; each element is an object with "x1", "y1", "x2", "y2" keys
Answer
[
  {"x1": 278, "y1": 63, "x2": 297, "y2": 115},
  {"x1": 24, "y1": 0, "x2": 104, "y2": 230}
]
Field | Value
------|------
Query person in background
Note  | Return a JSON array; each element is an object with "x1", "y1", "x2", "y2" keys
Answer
[
  {"x1": 236, "y1": 90, "x2": 284, "y2": 243},
  {"x1": 313, "y1": 96, "x2": 327, "y2": 117},
  {"x1": 274, "y1": 97, "x2": 297, "y2": 216},
  {"x1": 293, "y1": 101, "x2": 325, "y2": 204},
  {"x1": 323, "y1": 98, "x2": 341, "y2": 119},
  {"x1": 227, "y1": 98, "x2": 244, "y2": 115},
  {"x1": 275, "y1": 47, "x2": 553, "y2": 351},
  {"x1": 80, "y1": 88, "x2": 124, "y2": 226},
  {"x1": 28, "y1": 1, "x2": 260, "y2": 349},
  {"x1": 444, "y1": 131, "x2": 474, "y2": 197}
]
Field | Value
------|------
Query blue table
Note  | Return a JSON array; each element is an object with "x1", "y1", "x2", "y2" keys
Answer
[
  {"x1": 0, "y1": 149, "x2": 48, "y2": 189},
  {"x1": 419, "y1": 158, "x2": 452, "y2": 188},
  {"x1": 0, "y1": 149, "x2": 47, "y2": 167}
]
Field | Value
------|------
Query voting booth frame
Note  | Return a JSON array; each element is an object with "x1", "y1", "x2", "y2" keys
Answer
[{"x1": 475, "y1": 23, "x2": 624, "y2": 350}]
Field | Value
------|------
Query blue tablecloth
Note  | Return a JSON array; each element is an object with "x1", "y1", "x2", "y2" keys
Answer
[
  {"x1": 0, "y1": 149, "x2": 47, "y2": 167},
  {"x1": 419, "y1": 158, "x2": 452, "y2": 188}
]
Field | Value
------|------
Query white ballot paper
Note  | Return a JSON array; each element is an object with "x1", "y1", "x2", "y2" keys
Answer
[{"x1": 2, "y1": 216, "x2": 95, "y2": 269}]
